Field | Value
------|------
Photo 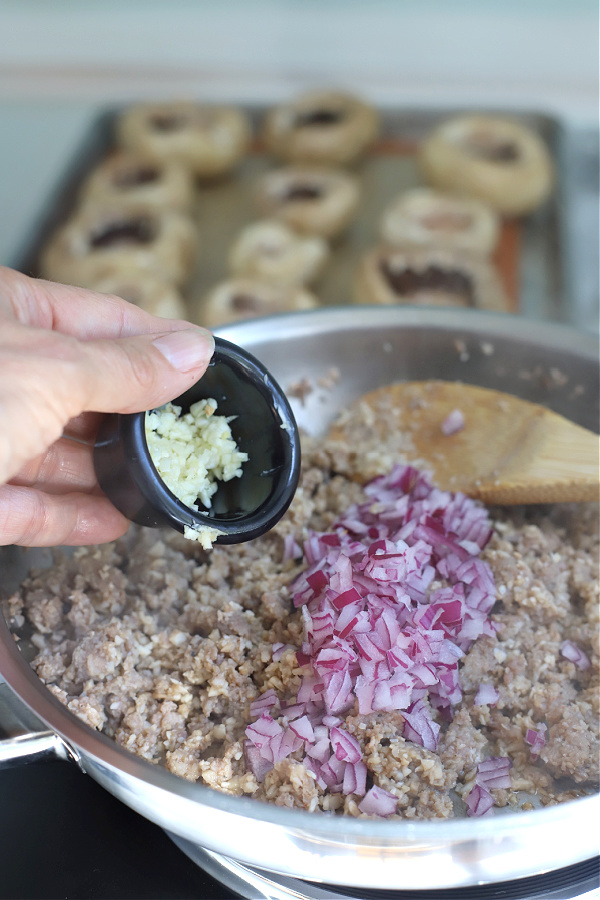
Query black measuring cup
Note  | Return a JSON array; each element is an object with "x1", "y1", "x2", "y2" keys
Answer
[{"x1": 93, "y1": 337, "x2": 301, "y2": 544}]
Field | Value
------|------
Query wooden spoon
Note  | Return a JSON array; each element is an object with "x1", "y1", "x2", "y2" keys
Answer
[{"x1": 329, "y1": 381, "x2": 599, "y2": 504}]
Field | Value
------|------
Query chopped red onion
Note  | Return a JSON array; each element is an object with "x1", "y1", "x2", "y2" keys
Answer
[
  {"x1": 336, "y1": 606, "x2": 370, "y2": 639},
  {"x1": 320, "y1": 754, "x2": 346, "y2": 791},
  {"x1": 296, "y1": 674, "x2": 325, "y2": 703},
  {"x1": 441, "y1": 409, "x2": 465, "y2": 436},
  {"x1": 243, "y1": 740, "x2": 273, "y2": 782},
  {"x1": 272, "y1": 642, "x2": 291, "y2": 662},
  {"x1": 246, "y1": 715, "x2": 302, "y2": 764},
  {"x1": 314, "y1": 646, "x2": 355, "y2": 675},
  {"x1": 250, "y1": 689, "x2": 279, "y2": 718},
  {"x1": 387, "y1": 645, "x2": 412, "y2": 670},
  {"x1": 372, "y1": 679, "x2": 393, "y2": 711},
  {"x1": 289, "y1": 715, "x2": 316, "y2": 743},
  {"x1": 306, "y1": 737, "x2": 331, "y2": 764},
  {"x1": 354, "y1": 632, "x2": 386, "y2": 663},
  {"x1": 343, "y1": 760, "x2": 367, "y2": 797},
  {"x1": 330, "y1": 553, "x2": 353, "y2": 593},
  {"x1": 323, "y1": 669, "x2": 354, "y2": 715},
  {"x1": 373, "y1": 608, "x2": 401, "y2": 649},
  {"x1": 465, "y1": 783, "x2": 494, "y2": 817},
  {"x1": 475, "y1": 756, "x2": 512, "y2": 791},
  {"x1": 411, "y1": 663, "x2": 438, "y2": 688},
  {"x1": 331, "y1": 726, "x2": 362, "y2": 764},
  {"x1": 402, "y1": 699, "x2": 440, "y2": 751},
  {"x1": 354, "y1": 675, "x2": 376, "y2": 715},
  {"x1": 303, "y1": 534, "x2": 324, "y2": 565},
  {"x1": 322, "y1": 715, "x2": 342, "y2": 728},
  {"x1": 295, "y1": 649, "x2": 311, "y2": 668},
  {"x1": 332, "y1": 587, "x2": 362, "y2": 610},
  {"x1": 307, "y1": 569, "x2": 329, "y2": 594},
  {"x1": 560, "y1": 640, "x2": 591, "y2": 670},
  {"x1": 246, "y1": 713, "x2": 282, "y2": 750},
  {"x1": 358, "y1": 785, "x2": 398, "y2": 817},
  {"x1": 280, "y1": 702, "x2": 306, "y2": 721},
  {"x1": 525, "y1": 724, "x2": 547, "y2": 760},
  {"x1": 473, "y1": 682, "x2": 500, "y2": 707},
  {"x1": 244, "y1": 464, "x2": 498, "y2": 815},
  {"x1": 321, "y1": 533, "x2": 342, "y2": 547},
  {"x1": 283, "y1": 532, "x2": 303, "y2": 562},
  {"x1": 271, "y1": 728, "x2": 303, "y2": 762}
]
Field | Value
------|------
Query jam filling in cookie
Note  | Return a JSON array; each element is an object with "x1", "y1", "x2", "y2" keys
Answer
[
  {"x1": 295, "y1": 108, "x2": 345, "y2": 128},
  {"x1": 150, "y1": 113, "x2": 188, "y2": 132},
  {"x1": 465, "y1": 134, "x2": 520, "y2": 163},
  {"x1": 380, "y1": 262, "x2": 475, "y2": 306},
  {"x1": 231, "y1": 293, "x2": 261, "y2": 313},
  {"x1": 89, "y1": 216, "x2": 157, "y2": 249},
  {"x1": 112, "y1": 166, "x2": 160, "y2": 188},
  {"x1": 418, "y1": 212, "x2": 475, "y2": 233},
  {"x1": 282, "y1": 183, "x2": 323, "y2": 202}
]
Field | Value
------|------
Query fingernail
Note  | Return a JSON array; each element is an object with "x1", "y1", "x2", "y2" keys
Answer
[{"x1": 153, "y1": 329, "x2": 214, "y2": 373}]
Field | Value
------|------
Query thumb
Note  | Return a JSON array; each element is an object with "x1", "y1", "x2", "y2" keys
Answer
[
  {"x1": 78, "y1": 326, "x2": 216, "y2": 414},
  {"x1": 0, "y1": 323, "x2": 215, "y2": 483}
]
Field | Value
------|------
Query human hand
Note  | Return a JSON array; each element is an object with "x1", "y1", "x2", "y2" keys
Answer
[{"x1": 0, "y1": 266, "x2": 214, "y2": 546}]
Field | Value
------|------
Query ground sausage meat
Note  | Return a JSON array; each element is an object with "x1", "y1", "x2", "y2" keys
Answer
[{"x1": 3, "y1": 431, "x2": 598, "y2": 819}]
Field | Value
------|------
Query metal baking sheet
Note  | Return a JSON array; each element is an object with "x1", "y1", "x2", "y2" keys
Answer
[{"x1": 14, "y1": 105, "x2": 566, "y2": 325}]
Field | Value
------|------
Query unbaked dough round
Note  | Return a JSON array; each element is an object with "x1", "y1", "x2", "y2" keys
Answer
[
  {"x1": 255, "y1": 166, "x2": 360, "y2": 239},
  {"x1": 79, "y1": 151, "x2": 195, "y2": 211},
  {"x1": 419, "y1": 115, "x2": 554, "y2": 217},
  {"x1": 228, "y1": 219, "x2": 329, "y2": 287},
  {"x1": 88, "y1": 270, "x2": 188, "y2": 319},
  {"x1": 41, "y1": 204, "x2": 198, "y2": 288},
  {"x1": 262, "y1": 90, "x2": 380, "y2": 166},
  {"x1": 196, "y1": 278, "x2": 319, "y2": 328},
  {"x1": 380, "y1": 188, "x2": 500, "y2": 257},
  {"x1": 354, "y1": 246, "x2": 509, "y2": 311},
  {"x1": 117, "y1": 101, "x2": 251, "y2": 178}
]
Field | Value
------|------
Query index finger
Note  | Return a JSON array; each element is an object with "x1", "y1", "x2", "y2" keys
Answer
[
  {"x1": 0, "y1": 266, "x2": 196, "y2": 340},
  {"x1": 63, "y1": 412, "x2": 104, "y2": 442}
]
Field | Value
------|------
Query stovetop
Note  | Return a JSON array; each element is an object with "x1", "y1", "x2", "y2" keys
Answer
[
  {"x1": 0, "y1": 759, "x2": 236, "y2": 899},
  {"x1": 1, "y1": 760, "x2": 598, "y2": 900}
]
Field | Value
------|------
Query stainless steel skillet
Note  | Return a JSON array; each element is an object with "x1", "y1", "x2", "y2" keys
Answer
[{"x1": 1, "y1": 306, "x2": 598, "y2": 891}]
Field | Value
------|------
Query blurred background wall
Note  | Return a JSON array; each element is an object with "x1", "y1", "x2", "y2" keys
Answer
[
  {"x1": 1, "y1": 0, "x2": 597, "y2": 115},
  {"x1": 0, "y1": 0, "x2": 597, "y2": 323}
]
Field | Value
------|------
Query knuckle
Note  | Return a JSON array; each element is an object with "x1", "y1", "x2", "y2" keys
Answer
[
  {"x1": 21, "y1": 491, "x2": 48, "y2": 545},
  {"x1": 123, "y1": 345, "x2": 159, "y2": 394},
  {"x1": 0, "y1": 485, "x2": 46, "y2": 546}
]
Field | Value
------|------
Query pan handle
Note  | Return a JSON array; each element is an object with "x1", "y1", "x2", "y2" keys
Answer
[{"x1": 0, "y1": 678, "x2": 78, "y2": 769}]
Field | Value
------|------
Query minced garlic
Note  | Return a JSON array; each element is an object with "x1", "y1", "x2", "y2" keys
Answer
[{"x1": 145, "y1": 398, "x2": 248, "y2": 548}]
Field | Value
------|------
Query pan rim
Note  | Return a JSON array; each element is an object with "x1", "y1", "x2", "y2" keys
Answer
[{"x1": 1, "y1": 305, "x2": 598, "y2": 850}]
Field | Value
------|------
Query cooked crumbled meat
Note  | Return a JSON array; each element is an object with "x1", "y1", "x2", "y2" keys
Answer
[
  {"x1": 4, "y1": 428, "x2": 598, "y2": 820},
  {"x1": 438, "y1": 707, "x2": 487, "y2": 784},
  {"x1": 541, "y1": 705, "x2": 599, "y2": 783},
  {"x1": 317, "y1": 367, "x2": 341, "y2": 390},
  {"x1": 345, "y1": 712, "x2": 455, "y2": 818},
  {"x1": 324, "y1": 392, "x2": 424, "y2": 481},
  {"x1": 257, "y1": 759, "x2": 320, "y2": 810},
  {"x1": 286, "y1": 377, "x2": 314, "y2": 403}
]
